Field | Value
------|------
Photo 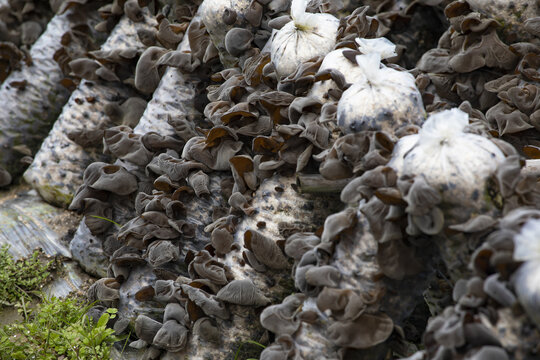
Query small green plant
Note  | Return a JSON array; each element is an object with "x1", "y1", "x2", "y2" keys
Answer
[
  {"x1": 0, "y1": 296, "x2": 120, "y2": 360},
  {"x1": 234, "y1": 339, "x2": 266, "y2": 360},
  {"x1": 0, "y1": 245, "x2": 53, "y2": 306},
  {"x1": 89, "y1": 215, "x2": 122, "y2": 228}
]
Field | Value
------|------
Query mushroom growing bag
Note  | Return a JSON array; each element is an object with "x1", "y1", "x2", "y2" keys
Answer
[
  {"x1": 310, "y1": 37, "x2": 398, "y2": 102},
  {"x1": 389, "y1": 108, "x2": 506, "y2": 208},
  {"x1": 270, "y1": 0, "x2": 339, "y2": 78},
  {"x1": 337, "y1": 53, "x2": 425, "y2": 134}
]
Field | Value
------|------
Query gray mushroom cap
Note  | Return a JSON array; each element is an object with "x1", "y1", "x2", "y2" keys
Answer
[
  {"x1": 153, "y1": 320, "x2": 189, "y2": 352},
  {"x1": 244, "y1": 229, "x2": 289, "y2": 270},
  {"x1": 135, "y1": 315, "x2": 163, "y2": 344},
  {"x1": 260, "y1": 293, "x2": 305, "y2": 335},
  {"x1": 216, "y1": 279, "x2": 270, "y2": 306},
  {"x1": 181, "y1": 284, "x2": 230, "y2": 320}
]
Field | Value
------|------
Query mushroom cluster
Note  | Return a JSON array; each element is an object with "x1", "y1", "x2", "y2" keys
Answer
[{"x1": 5, "y1": 0, "x2": 540, "y2": 359}]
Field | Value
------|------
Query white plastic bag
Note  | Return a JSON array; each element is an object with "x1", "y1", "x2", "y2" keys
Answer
[
  {"x1": 270, "y1": 0, "x2": 339, "y2": 78},
  {"x1": 337, "y1": 52, "x2": 424, "y2": 134},
  {"x1": 389, "y1": 108, "x2": 506, "y2": 206},
  {"x1": 310, "y1": 37, "x2": 397, "y2": 102}
]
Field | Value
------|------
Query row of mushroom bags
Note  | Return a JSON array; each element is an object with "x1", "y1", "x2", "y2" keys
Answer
[{"x1": 2, "y1": 0, "x2": 540, "y2": 359}]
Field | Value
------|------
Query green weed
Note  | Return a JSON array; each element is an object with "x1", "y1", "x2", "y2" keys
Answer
[
  {"x1": 0, "y1": 296, "x2": 120, "y2": 360},
  {"x1": 234, "y1": 339, "x2": 266, "y2": 360},
  {"x1": 0, "y1": 245, "x2": 53, "y2": 306}
]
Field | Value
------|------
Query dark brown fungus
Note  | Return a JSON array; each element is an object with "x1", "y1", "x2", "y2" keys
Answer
[
  {"x1": 124, "y1": 0, "x2": 143, "y2": 22},
  {"x1": 135, "y1": 315, "x2": 163, "y2": 344},
  {"x1": 486, "y1": 102, "x2": 533, "y2": 135},
  {"x1": 211, "y1": 228, "x2": 234, "y2": 256},
  {"x1": 89, "y1": 164, "x2": 138, "y2": 195},
  {"x1": 228, "y1": 192, "x2": 254, "y2": 215},
  {"x1": 410, "y1": 207, "x2": 445, "y2": 235},
  {"x1": 431, "y1": 309, "x2": 465, "y2": 348},
  {"x1": 21, "y1": 21, "x2": 42, "y2": 45},
  {"x1": 224, "y1": 28, "x2": 253, "y2": 57},
  {"x1": 190, "y1": 250, "x2": 229, "y2": 285},
  {"x1": 135, "y1": 46, "x2": 169, "y2": 94},
  {"x1": 154, "y1": 280, "x2": 182, "y2": 303},
  {"x1": 377, "y1": 238, "x2": 423, "y2": 280},
  {"x1": 222, "y1": 8, "x2": 237, "y2": 25},
  {"x1": 327, "y1": 313, "x2": 393, "y2": 349},
  {"x1": 164, "y1": 303, "x2": 188, "y2": 324},
  {"x1": 83, "y1": 198, "x2": 113, "y2": 235},
  {"x1": 463, "y1": 323, "x2": 501, "y2": 347},
  {"x1": 138, "y1": 28, "x2": 157, "y2": 47},
  {"x1": 134, "y1": 285, "x2": 155, "y2": 301},
  {"x1": 229, "y1": 155, "x2": 258, "y2": 195},
  {"x1": 216, "y1": 279, "x2": 270, "y2": 306},
  {"x1": 142, "y1": 132, "x2": 184, "y2": 153},
  {"x1": 193, "y1": 317, "x2": 220, "y2": 344},
  {"x1": 187, "y1": 170, "x2": 210, "y2": 197},
  {"x1": 524, "y1": 17, "x2": 540, "y2": 38},
  {"x1": 244, "y1": 229, "x2": 288, "y2": 269},
  {"x1": 157, "y1": 18, "x2": 184, "y2": 49},
  {"x1": 265, "y1": 15, "x2": 289, "y2": 31},
  {"x1": 153, "y1": 320, "x2": 188, "y2": 352},
  {"x1": 68, "y1": 58, "x2": 100, "y2": 80},
  {"x1": 284, "y1": 233, "x2": 320, "y2": 261},
  {"x1": 103, "y1": 126, "x2": 153, "y2": 166},
  {"x1": 449, "y1": 31, "x2": 516, "y2": 72},
  {"x1": 87, "y1": 278, "x2": 120, "y2": 304},
  {"x1": 404, "y1": 176, "x2": 441, "y2": 216},
  {"x1": 165, "y1": 201, "x2": 187, "y2": 220},
  {"x1": 320, "y1": 208, "x2": 357, "y2": 243},
  {"x1": 146, "y1": 241, "x2": 180, "y2": 267},
  {"x1": 0, "y1": 167, "x2": 12, "y2": 187},
  {"x1": 482, "y1": 274, "x2": 516, "y2": 307},
  {"x1": 183, "y1": 136, "x2": 243, "y2": 171},
  {"x1": 181, "y1": 285, "x2": 230, "y2": 320},
  {"x1": 242, "y1": 249, "x2": 267, "y2": 272},
  {"x1": 260, "y1": 294, "x2": 304, "y2": 335},
  {"x1": 119, "y1": 97, "x2": 147, "y2": 128},
  {"x1": 305, "y1": 265, "x2": 341, "y2": 288},
  {"x1": 316, "y1": 287, "x2": 365, "y2": 321},
  {"x1": 153, "y1": 175, "x2": 179, "y2": 193},
  {"x1": 245, "y1": 0, "x2": 263, "y2": 27},
  {"x1": 148, "y1": 154, "x2": 208, "y2": 181}
]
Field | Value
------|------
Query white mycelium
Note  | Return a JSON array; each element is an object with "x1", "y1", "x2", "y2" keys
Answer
[
  {"x1": 337, "y1": 52, "x2": 424, "y2": 134},
  {"x1": 389, "y1": 108, "x2": 505, "y2": 207},
  {"x1": 513, "y1": 218, "x2": 540, "y2": 328},
  {"x1": 270, "y1": 0, "x2": 339, "y2": 78}
]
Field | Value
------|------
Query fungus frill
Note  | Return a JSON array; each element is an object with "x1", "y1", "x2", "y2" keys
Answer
[
  {"x1": 389, "y1": 108, "x2": 506, "y2": 224},
  {"x1": 270, "y1": 0, "x2": 339, "y2": 78},
  {"x1": 337, "y1": 52, "x2": 425, "y2": 135}
]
